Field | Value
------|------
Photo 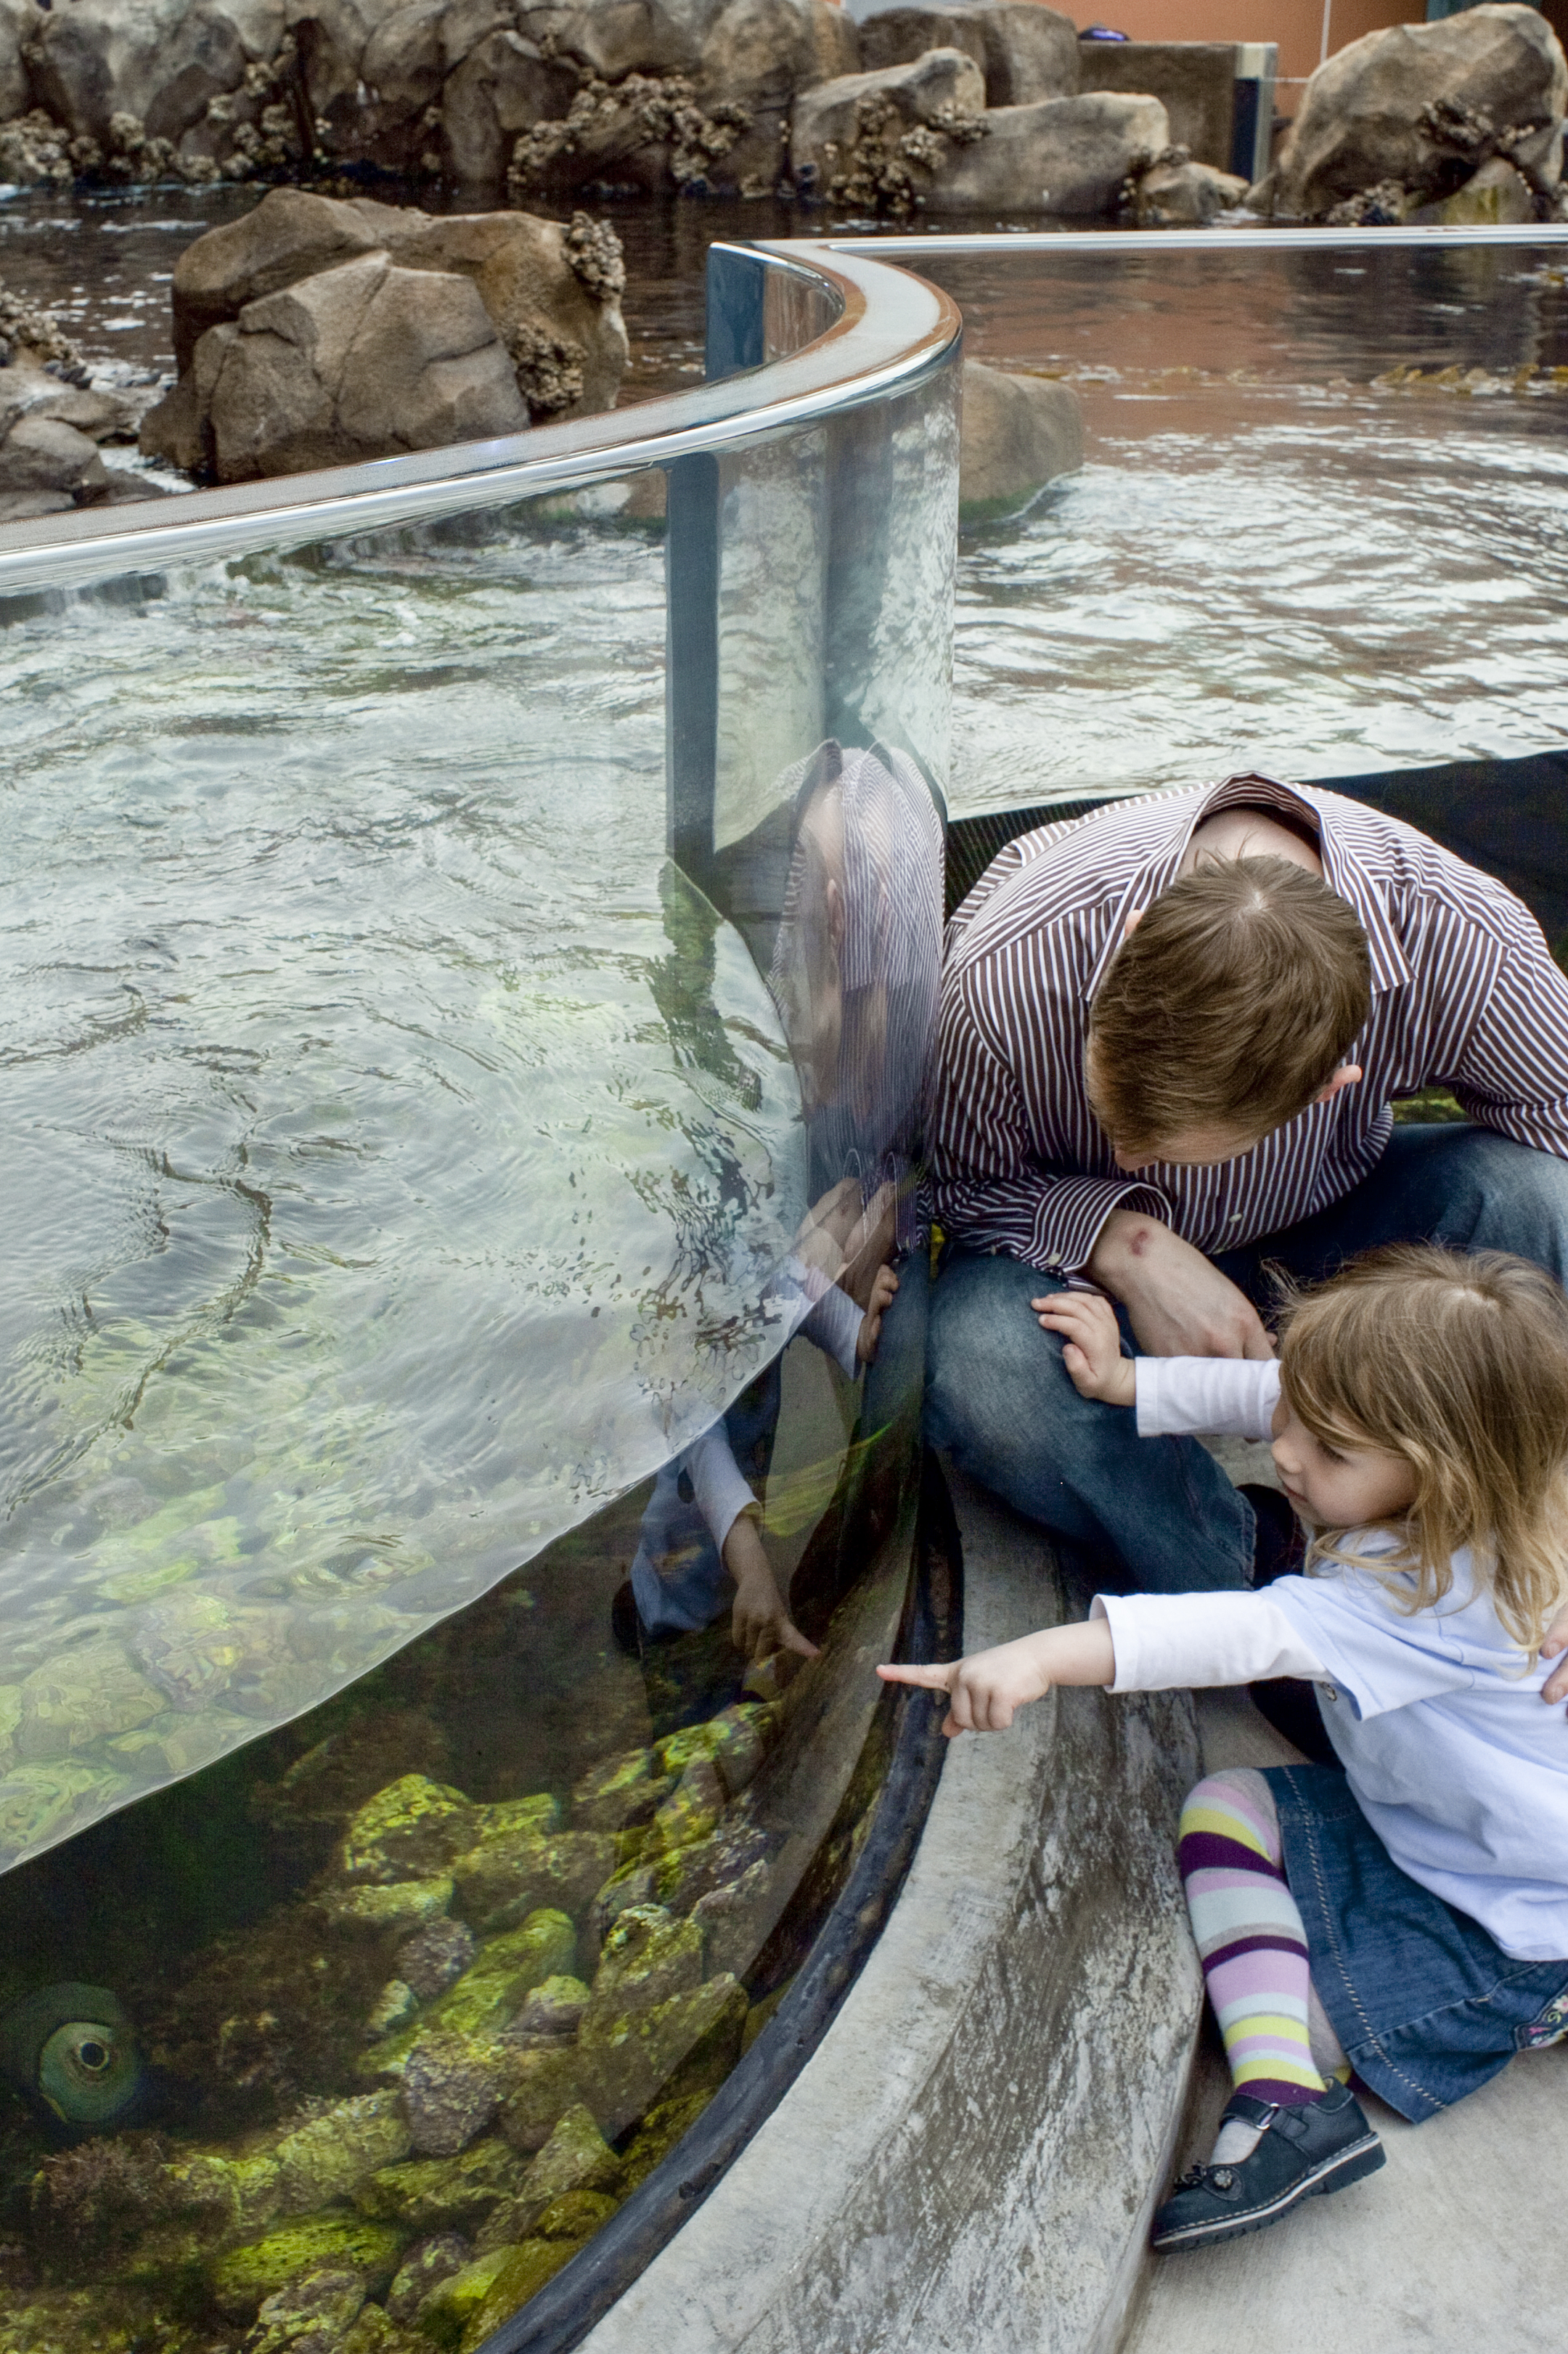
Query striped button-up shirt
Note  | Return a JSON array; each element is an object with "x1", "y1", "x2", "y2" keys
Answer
[{"x1": 931, "y1": 773, "x2": 1568, "y2": 1278}]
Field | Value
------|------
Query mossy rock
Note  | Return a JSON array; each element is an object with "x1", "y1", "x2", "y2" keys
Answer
[
  {"x1": 569, "y1": 1747, "x2": 672, "y2": 1833},
  {"x1": 457, "y1": 2239, "x2": 587, "y2": 2353},
  {"x1": 534, "y1": 2188, "x2": 618, "y2": 2240},
  {"x1": 579, "y1": 1974, "x2": 747, "y2": 2140},
  {"x1": 471, "y1": 1794, "x2": 560, "y2": 1841},
  {"x1": 211, "y1": 2211, "x2": 407, "y2": 2318},
  {"x1": 584, "y1": 1906, "x2": 703, "y2": 2029},
  {"x1": 449, "y1": 1831, "x2": 617, "y2": 1935},
  {"x1": 325, "y1": 1878, "x2": 454, "y2": 1938},
  {"x1": 428, "y1": 1911, "x2": 576, "y2": 2040},
  {"x1": 618, "y1": 2089, "x2": 714, "y2": 2194},
  {"x1": 356, "y1": 2134, "x2": 529, "y2": 2233},
  {"x1": 495, "y1": 2044, "x2": 580, "y2": 2155},
  {"x1": 0, "y1": 2286, "x2": 157, "y2": 2354},
  {"x1": 340, "y1": 1777, "x2": 476, "y2": 1886},
  {"x1": 643, "y1": 1763, "x2": 723, "y2": 1857},
  {"x1": 271, "y1": 2090, "x2": 413, "y2": 2215},
  {"x1": 411, "y1": 2248, "x2": 515, "y2": 2350},
  {"x1": 651, "y1": 1724, "x2": 727, "y2": 1778},
  {"x1": 515, "y1": 2103, "x2": 621, "y2": 2217}
]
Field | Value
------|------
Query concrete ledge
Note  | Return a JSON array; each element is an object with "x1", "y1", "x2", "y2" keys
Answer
[{"x1": 580, "y1": 1466, "x2": 1201, "y2": 2354}]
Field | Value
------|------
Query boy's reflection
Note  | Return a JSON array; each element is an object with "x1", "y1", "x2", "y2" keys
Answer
[{"x1": 614, "y1": 741, "x2": 942, "y2": 1689}]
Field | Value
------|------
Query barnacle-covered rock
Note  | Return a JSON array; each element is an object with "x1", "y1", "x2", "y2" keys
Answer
[
  {"x1": 407, "y1": 2246, "x2": 514, "y2": 2349},
  {"x1": 338, "y1": 1778, "x2": 476, "y2": 1888},
  {"x1": 570, "y1": 1746, "x2": 671, "y2": 1833},
  {"x1": 534, "y1": 2187, "x2": 618, "y2": 2239},
  {"x1": 449, "y1": 1830, "x2": 616, "y2": 1934},
  {"x1": 617, "y1": 2088, "x2": 713, "y2": 2194},
  {"x1": 365, "y1": 1982, "x2": 420, "y2": 2044},
  {"x1": 355, "y1": 2135, "x2": 528, "y2": 2236},
  {"x1": 475, "y1": 2103, "x2": 619, "y2": 2251},
  {"x1": 211, "y1": 2210, "x2": 405, "y2": 2318}
]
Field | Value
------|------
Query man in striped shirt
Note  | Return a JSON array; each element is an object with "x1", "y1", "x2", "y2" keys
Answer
[{"x1": 927, "y1": 772, "x2": 1568, "y2": 1691}]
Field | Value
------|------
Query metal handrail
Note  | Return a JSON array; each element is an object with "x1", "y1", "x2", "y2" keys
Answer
[
  {"x1": 0, "y1": 242, "x2": 960, "y2": 595},
  {"x1": 822, "y1": 223, "x2": 1568, "y2": 257}
]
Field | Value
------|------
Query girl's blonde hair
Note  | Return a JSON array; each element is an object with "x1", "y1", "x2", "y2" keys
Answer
[{"x1": 1276, "y1": 1245, "x2": 1568, "y2": 1655}]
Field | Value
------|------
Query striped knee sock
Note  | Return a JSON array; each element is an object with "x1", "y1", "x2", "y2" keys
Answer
[{"x1": 1178, "y1": 1772, "x2": 1326, "y2": 2109}]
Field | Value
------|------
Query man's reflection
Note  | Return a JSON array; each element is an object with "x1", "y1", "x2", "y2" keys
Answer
[{"x1": 613, "y1": 741, "x2": 942, "y2": 1694}]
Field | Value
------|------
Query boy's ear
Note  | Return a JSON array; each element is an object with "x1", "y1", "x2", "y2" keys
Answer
[
  {"x1": 1121, "y1": 906, "x2": 1145, "y2": 942},
  {"x1": 1312, "y1": 1064, "x2": 1363, "y2": 1107}
]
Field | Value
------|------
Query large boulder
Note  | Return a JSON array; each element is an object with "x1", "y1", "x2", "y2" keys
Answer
[
  {"x1": 958, "y1": 359, "x2": 1082, "y2": 516},
  {"x1": 857, "y1": 1, "x2": 1078, "y2": 107},
  {"x1": 0, "y1": 0, "x2": 36, "y2": 118},
  {"x1": 189, "y1": 251, "x2": 533, "y2": 479},
  {"x1": 789, "y1": 45, "x2": 985, "y2": 195},
  {"x1": 438, "y1": 28, "x2": 579, "y2": 186},
  {"x1": 285, "y1": 0, "x2": 411, "y2": 153},
  {"x1": 1135, "y1": 153, "x2": 1247, "y2": 225},
  {"x1": 28, "y1": 0, "x2": 287, "y2": 147},
  {"x1": 933, "y1": 87, "x2": 1169, "y2": 213},
  {"x1": 1258, "y1": 3, "x2": 1567, "y2": 221},
  {"x1": 151, "y1": 187, "x2": 626, "y2": 456},
  {"x1": 695, "y1": 0, "x2": 858, "y2": 192}
]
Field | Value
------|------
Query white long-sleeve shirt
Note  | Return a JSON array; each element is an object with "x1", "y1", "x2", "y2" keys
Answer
[{"x1": 1095, "y1": 1354, "x2": 1568, "y2": 1961}]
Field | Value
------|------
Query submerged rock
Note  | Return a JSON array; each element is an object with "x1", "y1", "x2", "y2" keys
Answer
[
  {"x1": 270, "y1": 2092, "x2": 413, "y2": 2215},
  {"x1": 384, "y1": 2230, "x2": 472, "y2": 2324},
  {"x1": 396, "y1": 1921, "x2": 478, "y2": 2005},
  {"x1": 569, "y1": 1748, "x2": 672, "y2": 1834},
  {"x1": 507, "y1": 1975, "x2": 589, "y2": 2047},
  {"x1": 356, "y1": 2134, "x2": 530, "y2": 2235},
  {"x1": 578, "y1": 1971, "x2": 747, "y2": 2137},
  {"x1": 211, "y1": 2210, "x2": 406, "y2": 2318},
  {"x1": 1134, "y1": 155, "x2": 1248, "y2": 226},
  {"x1": 456, "y1": 2236, "x2": 587, "y2": 2351},
  {"x1": 240, "y1": 2265, "x2": 366, "y2": 2354},
  {"x1": 338, "y1": 1778, "x2": 478, "y2": 1889},
  {"x1": 958, "y1": 361, "x2": 1082, "y2": 516},
  {"x1": 327, "y1": 1880, "x2": 454, "y2": 1939},
  {"x1": 448, "y1": 1830, "x2": 616, "y2": 1934},
  {"x1": 401, "y1": 2032, "x2": 504, "y2": 2160},
  {"x1": 494, "y1": 2046, "x2": 581, "y2": 2156}
]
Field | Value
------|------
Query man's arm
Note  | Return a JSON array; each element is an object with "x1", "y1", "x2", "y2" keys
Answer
[
  {"x1": 1449, "y1": 895, "x2": 1568, "y2": 1158},
  {"x1": 1087, "y1": 1207, "x2": 1274, "y2": 1359}
]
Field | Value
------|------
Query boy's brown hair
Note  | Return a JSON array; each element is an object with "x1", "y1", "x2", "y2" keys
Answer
[{"x1": 1087, "y1": 855, "x2": 1372, "y2": 1152}]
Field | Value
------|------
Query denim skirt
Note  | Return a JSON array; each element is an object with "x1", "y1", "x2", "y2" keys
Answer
[{"x1": 1265, "y1": 1764, "x2": 1568, "y2": 2122}]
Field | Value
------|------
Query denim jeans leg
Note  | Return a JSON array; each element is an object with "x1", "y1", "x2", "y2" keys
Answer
[
  {"x1": 925, "y1": 1248, "x2": 1254, "y2": 1594},
  {"x1": 1220, "y1": 1125, "x2": 1568, "y2": 1302}
]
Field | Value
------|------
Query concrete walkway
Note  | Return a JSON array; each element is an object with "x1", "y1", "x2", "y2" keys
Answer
[{"x1": 1123, "y1": 1682, "x2": 1568, "y2": 2354}]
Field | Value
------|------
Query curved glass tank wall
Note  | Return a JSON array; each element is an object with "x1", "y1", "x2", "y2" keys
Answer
[{"x1": 0, "y1": 245, "x2": 959, "y2": 2353}]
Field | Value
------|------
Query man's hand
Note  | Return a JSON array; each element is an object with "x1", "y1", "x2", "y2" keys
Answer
[
  {"x1": 1087, "y1": 1209, "x2": 1274, "y2": 1360},
  {"x1": 724, "y1": 1510, "x2": 820, "y2": 1665},
  {"x1": 1031, "y1": 1290, "x2": 1134, "y2": 1405},
  {"x1": 857, "y1": 1262, "x2": 899, "y2": 1364},
  {"x1": 1542, "y1": 1599, "x2": 1568, "y2": 1705},
  {"x1": 878, "y1": 1618, "x2": 1116, "y2": 1737}
]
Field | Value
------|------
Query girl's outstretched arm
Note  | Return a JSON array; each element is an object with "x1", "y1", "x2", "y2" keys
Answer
[{"x1": 878, "y1": 1618, "x2": 1116, "y2": 1738}]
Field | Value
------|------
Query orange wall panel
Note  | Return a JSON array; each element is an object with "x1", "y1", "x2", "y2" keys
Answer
[{"x1": 1071, "y1": 0, "x2": 1422, "y2": 105}]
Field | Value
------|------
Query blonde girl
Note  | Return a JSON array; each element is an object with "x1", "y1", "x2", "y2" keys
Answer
[{"x1": 883, "y1": 1246, "x2": 1568, "y2": 2252}]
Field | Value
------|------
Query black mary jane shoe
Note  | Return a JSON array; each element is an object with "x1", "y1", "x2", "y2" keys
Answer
[{"x1": 1151, "y1": 2082, "x2": 1385, "y2": 2253}]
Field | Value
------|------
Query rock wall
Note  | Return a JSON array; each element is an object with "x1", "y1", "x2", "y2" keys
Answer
[{"x1": 0, "y1": 0, "x2": 1215, "y2": 219}]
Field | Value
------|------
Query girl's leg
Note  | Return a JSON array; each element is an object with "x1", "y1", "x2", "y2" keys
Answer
[
  {"x1": 1179, "y1": 1767, "x2": 1332, "y2": 2126},
  {"x1": 1151, "y1": 1769, "x2": 1384, "y2": 2250}
]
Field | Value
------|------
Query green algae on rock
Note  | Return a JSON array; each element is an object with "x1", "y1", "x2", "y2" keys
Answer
[{"x1": 211, "y1": 2212, "x2": 406, "y2": 2318}]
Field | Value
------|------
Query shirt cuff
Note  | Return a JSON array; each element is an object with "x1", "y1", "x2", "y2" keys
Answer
[
  {"x1": 801, "y1": 1279, "x2": 865, "y2": 1379},
  {"x1": 1135, "y1": 1356, "x2": 1283, "y2": 1439},
  {"x1": 1032, "y1": 1177, "x2": 1172, "y2": 1280},
  {"x1": 685, "y1": 1428, "x2": 759, "y2": 1552},
  {"x1": 1092, "y1": 1589, "x2": 1328, "y2": 1692}
]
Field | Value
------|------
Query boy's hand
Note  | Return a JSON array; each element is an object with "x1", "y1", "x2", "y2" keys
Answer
[
  {"x1": 857, "y1": 1263, "x2": 899, "y2": 1364},
  {"x1": 1031, "y1": 1290, "x2": 1135, "y2": 1406},
  {"x1": 878, "y1": 1619, "x2": 1116, "y2": 1737},
  {"x1": 724, "y1": 1511, "x2": 820, "y2": 1665}
]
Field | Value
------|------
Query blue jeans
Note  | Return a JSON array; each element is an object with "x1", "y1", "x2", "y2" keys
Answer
[{"x1": 926, "y1": 1125, "x2": 1568, "y2": 1595}]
